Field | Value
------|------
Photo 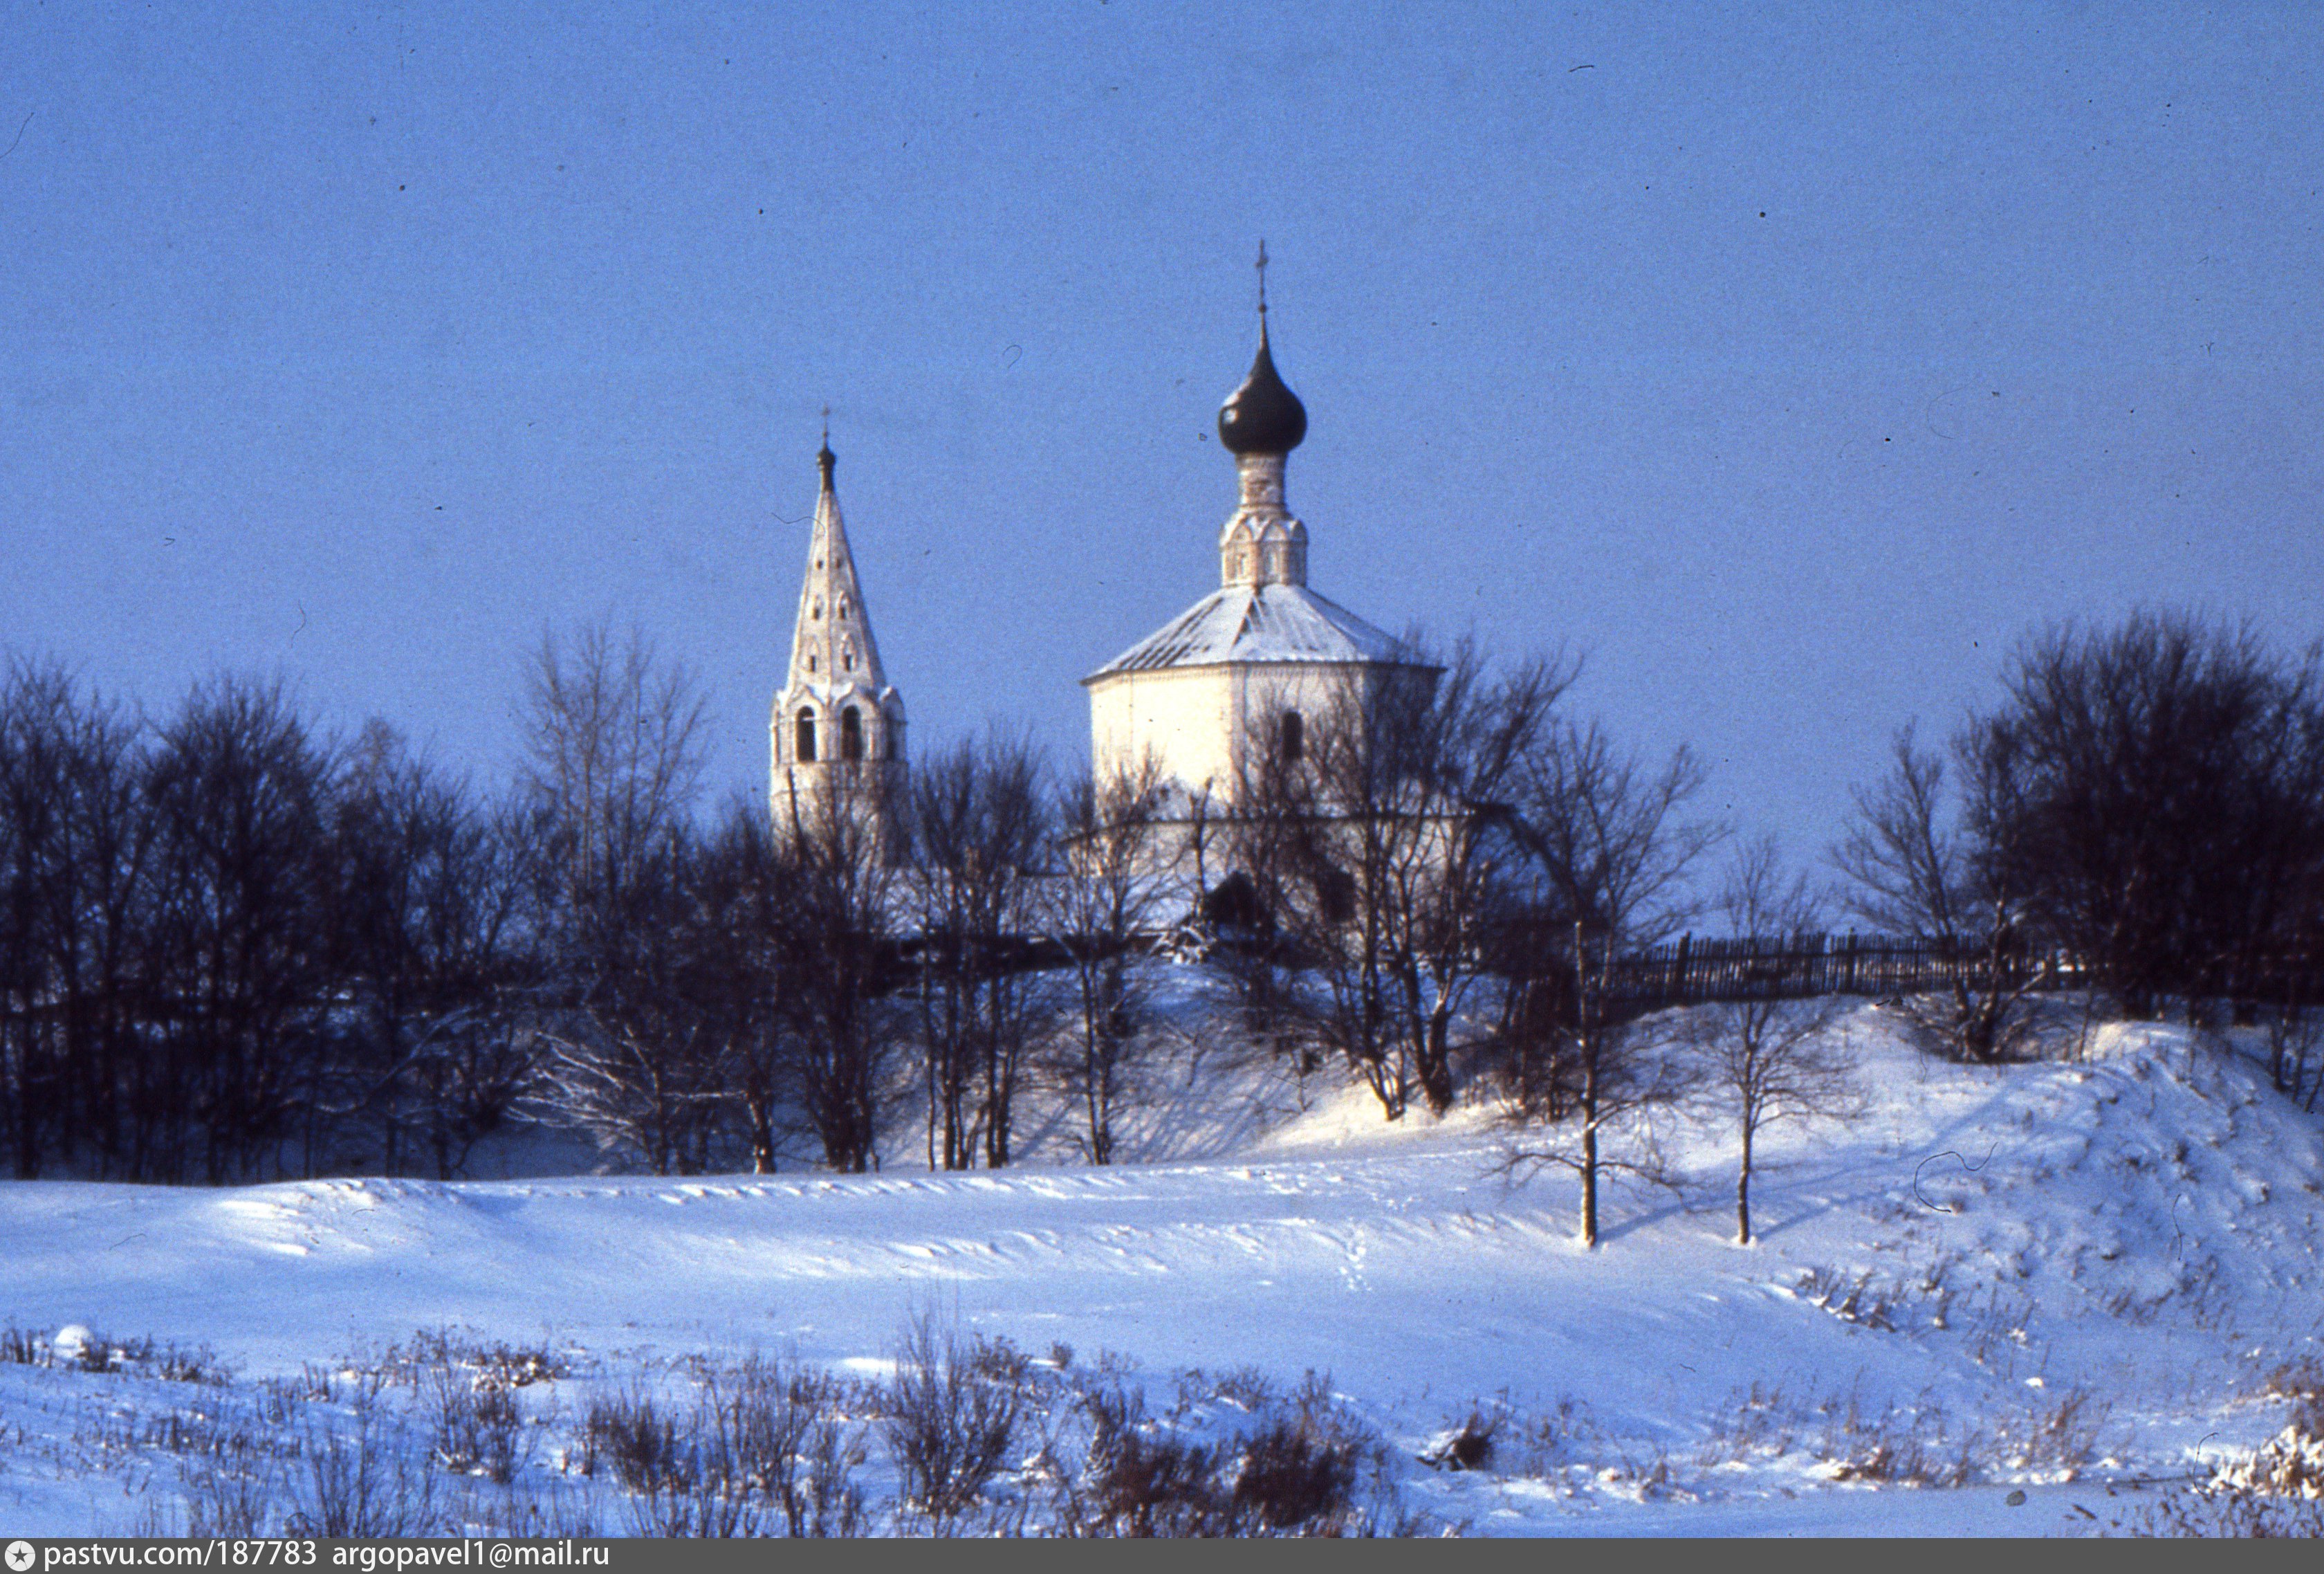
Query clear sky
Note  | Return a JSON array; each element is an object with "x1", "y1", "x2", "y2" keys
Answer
[{"x1": 4, "y1": 2, "x2": 2318, "y2": 862}]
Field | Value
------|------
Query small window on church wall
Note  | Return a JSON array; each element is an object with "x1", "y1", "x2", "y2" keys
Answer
[
  {"x1": 807, "y1": 653, "x2": 818, "y2": 673},
  {"x1": 813, "y1": 599, "x2": 823, "y2": 619},
  {"x1": 842, "y1": 643, "x2": 855, "y2": 672},
  {"x1": 840, "y1": 706, "x2": 864, "y2": 761},
  {"x1": 796, "y1": 709, "x2": 818, "y2": 763},
  {"x1": 1281, "y1": 710, "x2": 1304, "y2": 763}
]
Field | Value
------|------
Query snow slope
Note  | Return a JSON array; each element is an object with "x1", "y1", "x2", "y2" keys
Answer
[{"x1": 1, "y1": 1007, "x2": 2318, "y2": 1535}]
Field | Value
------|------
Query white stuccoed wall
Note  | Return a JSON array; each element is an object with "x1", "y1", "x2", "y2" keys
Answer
[{"x1": 1088, "y1": 660, "x2": 1421, "y2": 804}]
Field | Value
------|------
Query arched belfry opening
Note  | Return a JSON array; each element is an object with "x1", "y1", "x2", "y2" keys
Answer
[
  {"x1": 795, "y1": 708, "x2": 818, "y2": 764},
  {"x1": 840, "y1": 706, "x2": 865, "y2": 761}
]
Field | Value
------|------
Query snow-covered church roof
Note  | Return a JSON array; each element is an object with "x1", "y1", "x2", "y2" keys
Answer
[
  {"x1": 1087, "y1": 583, "x2": 1410, "y2": 677},
  {"x1": 1088, "y1": 273, "x2": 1428, "y2": 687}
]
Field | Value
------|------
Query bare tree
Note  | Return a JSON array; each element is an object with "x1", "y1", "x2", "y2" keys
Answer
[
  {"x1": 331, "y1": 724, "x2": 539, "y2": 1178},
  {"x1": 904, "y1": 732, "x2": 1051, "y2": 1169},
  {"x1": 1830, "y1": 724, "x2": 2048, "y2": 1062},
  {"x1": 518, "y1": 618, "x2": 734, "y2": 1171},
  {"x1": 1969, "y1": 613, "x2": 2324, "y2": 1020},
  {"x1": 679, "y1": 800, "x2": 794, "y2": 1174},
  {"x1": 28, "y1": 668, "x2": 157, "y2": 1179},
  {"x1": 532, "y1": 824, "x2": 727, "y2": 1175},
  {"x1": 1260, "y1": 643, "x2": 1568, "y2": 1118},
  {"x1": 1686, "y1": 836, "x2": 1855, "y2": 1245},
  {"x1": 1496, "y1": 719, "x2": 1719, "y2": 1247},
  {"x1": 777, "y1": 759, "x2": 907, "y2": 1173},
  {"x1": 142, "y1": 676, "x2": 341, "y2": 1182},
  {"x1": 1255, "y1": 686, "x2": 1414, "y2": 1117},
  {"x1": 1046, "y1": 754, "x2": 1175, "y2": 1164},
  {"x1": 517, "y1": 619, "x2": 707, "y2": 910},
  {"x1": 518, "y1": 623, "x2": 722, "y2": 1173},
  {"x1": 0, "y1": 659, "x2": 84, "y2": 1178},
  {"x1": 1374, "y1": 645, "x2": 1569, "y2": 1115},
  {"x1": 1208, "y1": 746, "x2": 1311, "y2": 1067}
]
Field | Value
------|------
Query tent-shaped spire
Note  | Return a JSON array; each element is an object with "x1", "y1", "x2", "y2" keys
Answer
[
  {"x1": 771, "y1": 435, "x2": 906, "y2": 811},
  {"x1": 784, "y1": 440, "x2": 892, "y2": 700}
]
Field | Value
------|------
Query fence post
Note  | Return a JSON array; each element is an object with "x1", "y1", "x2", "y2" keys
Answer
[
  {"x1": 1674, "y1": 932, "x2": 1692, "y2": 1002},
  {"x1": 1843, "y1": 930, "x2": 1858, "y2": 995}
]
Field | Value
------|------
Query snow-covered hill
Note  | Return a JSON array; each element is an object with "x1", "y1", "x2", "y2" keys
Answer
[{"x1": 1, "y1": 1007, "x2": 2318, "y2": 1535}]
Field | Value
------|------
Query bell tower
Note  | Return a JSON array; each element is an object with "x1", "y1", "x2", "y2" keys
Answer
[{"x1": 770, "y1": 431, "x2": 907, "y2": 834}]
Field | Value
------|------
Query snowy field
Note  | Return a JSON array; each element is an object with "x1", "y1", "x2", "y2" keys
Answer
[{"x1": 1, "y1": 1006, "x2": 2320, "y2": 1536}]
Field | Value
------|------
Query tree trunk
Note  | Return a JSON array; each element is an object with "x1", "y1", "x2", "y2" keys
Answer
[
  {"x1": 1735, "y1": 1122, "x2": 1753, "y2": 1245},
  {"x1": 749, "y1": 1102, "x2": 776, "y2": 1175},
  {"x1": 1578, "y1": 1044, "x2": 1600, "y2": 1247},
  {"x1": 1418, "y1": 1003, "x2": 1456, "y2": 1115}
]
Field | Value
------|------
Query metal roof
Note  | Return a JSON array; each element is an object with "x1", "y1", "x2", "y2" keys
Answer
[{"x1": 1086, "y1": 584, "x2": 1411, "y2": 679}]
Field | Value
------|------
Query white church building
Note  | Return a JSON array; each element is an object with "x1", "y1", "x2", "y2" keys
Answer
[
  {"x1": 768, "y1": 277, "x2": 1434, "y2": 857},
  {"x1": 1082, "y1": 294, "x2": 1435, "y2": 812}
]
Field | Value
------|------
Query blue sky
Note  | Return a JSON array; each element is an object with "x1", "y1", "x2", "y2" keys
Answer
[{"x1": 4, "y1": 2, "x2": 2318, "y2": 861}]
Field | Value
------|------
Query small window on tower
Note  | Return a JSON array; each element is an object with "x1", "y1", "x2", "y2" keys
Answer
[
  {"x1": 808, "y1": 654, "x2": 818, "y2": 673},
  {"x1": 796, "y1": 708, "x2": 818, "y2": 763},
  {"x1": 1281, "y1": 710, "x2": 1304, "y2": 763},
  {"x1": 840, "y1": 706, "x2": 864, "y2": 761},
  {"x1": 838, "y1": 597, "x2": 849, "y2": 618},
  {"x1": 813, "y1": 598, "x2": 824, "y2": 619},
  {"x1": 843, "y1": 643, "x2": 856, "y2": 672}
]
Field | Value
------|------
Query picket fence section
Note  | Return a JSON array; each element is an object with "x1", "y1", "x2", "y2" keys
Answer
[{"x1": 1590, "y1": 931, "x2": 2320, "y2": 1016}]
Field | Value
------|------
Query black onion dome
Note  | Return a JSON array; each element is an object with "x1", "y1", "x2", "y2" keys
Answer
[{"x1": 1217, "y1": 325, "x2": 1307, "y2": 455}]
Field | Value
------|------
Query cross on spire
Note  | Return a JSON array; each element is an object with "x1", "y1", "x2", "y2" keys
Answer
[{"x1": 1256, "y1": 239, "x2": 1269, "y2": 318}]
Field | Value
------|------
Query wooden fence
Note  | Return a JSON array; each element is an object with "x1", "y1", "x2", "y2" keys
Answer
[
  {"x1": 1589, "y1": 931, "x2": 2321, "y2": 1018},
  {"x1": 1595, "y1": 933, "x2": 2051, "y2": 1012}
]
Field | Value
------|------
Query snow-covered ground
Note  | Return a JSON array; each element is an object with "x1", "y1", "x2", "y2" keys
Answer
[{"x1": 1, "y1": 1005, "x2": 2319, "y2": 1536}]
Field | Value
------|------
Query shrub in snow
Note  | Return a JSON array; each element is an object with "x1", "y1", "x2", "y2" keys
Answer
[
  {"x1": 182, "y1": 1458, "x2": 280, "y2": 1538},
  {"x1": 428, "y1": 1366, "x2": 528, "y2": 1484},
  {"x1": 1231, "y1": 1416, "x2": 1359, "y2": 1529},
  {"x1": 2209, "y1": 1426, "x2": 2324, "y2": 1501},
  {"x1": 2129, "y1": 1424, "x2": 2324, "y2": 1537},
  {"x1": 284, "y1": 1404, "x2": 443, "y2": 1538},
  {"x1": 1051, "y1": 1366, "x2": 1398, "y2": 1535},
  {"x1": 1066, "y1": 1382, "x2": 1233, "y2": 1537},
  {"x1": 881, "y1": 1315, "x2": 1025, "y2": 1531},
  {"x1": 1420, "y1": 1409, "x2": 1499, "y2": 1472},
  {"x1": 0, "y1": 1322, "x2": 48, "y2": 1366},
  {"x1": 580, "y1": 1387, "x2": 689, "y2": 1497}
]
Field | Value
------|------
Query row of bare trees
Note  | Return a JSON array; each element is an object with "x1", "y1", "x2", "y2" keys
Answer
[
  {"x1": 0, "y1": 660, "x2": 536, "y2": 1184},
  {"x1": 1174, "y1": 641, "x2": 1735, "y2": 1245},
  {"x1": 1834, "y1": 612, "x2": 2324, "y2": 1072},
  {"x1": 441, "y1": 627, "x2": 1188, "y2": 1178},
  {"x1": 5, "y1": 607, "x2": 2315, "y2": 1207},
  {"x1": 1169, "y1": 612, "x2": 2324, "y2": 1245},
  {"x1": 0, "y1": 626, "x2": 1192, "y2": 1182}
]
